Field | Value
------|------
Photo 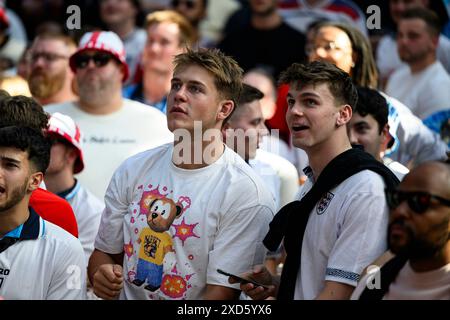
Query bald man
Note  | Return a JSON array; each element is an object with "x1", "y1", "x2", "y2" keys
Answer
[{"x1": 352, "y1": 161, "x2": 450, "y2": 300}]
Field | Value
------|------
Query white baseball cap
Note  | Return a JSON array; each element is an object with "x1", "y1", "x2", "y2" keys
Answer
[{"x1": 69, "y1": 31, "x2": 129, "y2": 82}]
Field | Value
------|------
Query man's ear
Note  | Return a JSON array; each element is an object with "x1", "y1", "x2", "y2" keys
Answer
[
  {"x1": 28, "y1": 172, "x2": 43, "y2": 192},
  {"x1": 336, "y1": 104, "x2": 352, "y2": 127},
  {"x1": 380, "y1": 124, "x2": 391, "y2": 154},
  {"x1": 65, "y1": 148, "x2": 78, "y2": 167},
  {"x1": 217, "y1": 100, "x2": 234, "y2": 122}
]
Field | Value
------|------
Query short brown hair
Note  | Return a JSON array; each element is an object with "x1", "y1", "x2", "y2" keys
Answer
[
  {"x1": 279, "y1": 61, "x2": 358, "y2": 108},
  {"x1": 146, "y1": 10, "x2": 196, "y2": 49},
  {"x1": 401, "y1": 7, "x2": 442, "y2": 38},
  {"x1": 0, "y1": 95, "x2": 49, "y2": 131},
  {"x1": 32, "y1": 32, "x2": 77, "y2": 51},
  {"x1": 173, "y1": 48, "x2": 243, "y2": 105}
]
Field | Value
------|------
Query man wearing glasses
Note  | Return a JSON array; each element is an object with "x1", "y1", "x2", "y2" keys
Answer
[
  {"x1": 27, "y1": 32, "x2": 77, "y2": 106},
  {"x1": 46, "y1": 31, "x2": 172, "y2": 200},
  {"x1": 352, "y1": 160, "x2": 450, "y2": 300}
]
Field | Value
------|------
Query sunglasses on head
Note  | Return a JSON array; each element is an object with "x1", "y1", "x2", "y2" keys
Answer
[
  {"x1": 171, "y1": 0, "x2": 196, "y2": 9},
  {"x1": 385, "y1": 188, "x2": 450, "y2": 214},
  {"x1": 73, "y1": 53, "x2": 115, "y2": 69}
]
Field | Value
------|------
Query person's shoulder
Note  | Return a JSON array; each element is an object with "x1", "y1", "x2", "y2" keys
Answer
[
  {"x1": 122, "y1": 98, "x2": 167, "y2": 117},
  {"x1": 77, "y1": 185, "x2": 105, "y2": 211},
  {"x1": 116, "y1": 143, "x2": 172, "y2": 172},
  {"x1": 339, "y1": 170, "x2": 385, "y2": 194},
  {"x1": 41, "y1": 219, "x2": 83, "y2": 251},
  {"x1": 256, "y1": 149, "x2": 297, "y2": 172},
  {"x1": 389, "y1": 65, "x2": 410, "y2": 80},
  {"x1": 31, "y1": 188, "x2": 73, "y2": 211},
  {"x1": 45, "y1": 101, "x2": 77, "y2": 113},
  {"x1": 222, "y1": 148, "x2": 275, "y2": 204},
  {"x1": 326, "y1": 0, "x2": 365, "y2": 19}
]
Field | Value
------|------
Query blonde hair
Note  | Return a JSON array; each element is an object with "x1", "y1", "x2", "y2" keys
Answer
[
  {"x1": 146, "y1": 10, "x2": 196, "y2": 48},
  {"x1": 173, "y1": 48, "x2": 243, "y2": 108}
]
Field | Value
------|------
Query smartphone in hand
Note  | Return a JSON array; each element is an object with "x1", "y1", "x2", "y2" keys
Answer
[{"x1": 217, "y1": 269, "x2": 269, "y2": 289}]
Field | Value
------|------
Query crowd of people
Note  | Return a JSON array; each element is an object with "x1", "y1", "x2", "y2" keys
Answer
[{"x1": 0, "y1": 0, "x2": 449, "y2": 300}]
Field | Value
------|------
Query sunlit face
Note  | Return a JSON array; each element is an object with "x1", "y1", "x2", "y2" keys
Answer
[
  {"x1": 143, "y1": 22, "x2": 185, "y2": 74},
  {"x1": 397, "y1": 18, "x2": 436, "y2": 64},
  {"x1": 347, "y1": 113, "x2": 384, "y2": 160},
  {"x1": 167, "y1": 64, "x2": 232, "y2": 133},
  {"x1": 286, "y1": 83, "x2": 346, "y2": 151},
  {"x1": 28, "y1": 39, "x2": 73, "y2": 100},
  {"x1": 308, "y1": 26, "x2": 354, "y2": 74},
  {"x1": 225, "y1": 100, "x2": 268, "y2": 161},
  {"x1": 388, "y1": 163, "x2": 450, "y2": 259},
  {"x1": 75, "y1": 50, "x2": 123, "y2": 102},
  {"x1": 0, "y1": 147, "x2": 34, "y2": 213}
]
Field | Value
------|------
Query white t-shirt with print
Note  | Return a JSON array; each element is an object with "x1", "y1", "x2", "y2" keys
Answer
[
  {"x1": 94, "y1": 143, "x2": 275, "y2": 300},
  {"x1": 45, "y1": 99, "x2": 173, "y2": 199},
  {"x1": 0, "y1": 218, "x2": 86, "y2": 299},
  {"x1": 294, "y1": 170, "x2": 389, "y2": 300}
]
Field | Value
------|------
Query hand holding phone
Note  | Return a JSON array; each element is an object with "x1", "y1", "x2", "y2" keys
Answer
[{"x1": 217, "y1": 268, "x2": 269, "y2": 289}]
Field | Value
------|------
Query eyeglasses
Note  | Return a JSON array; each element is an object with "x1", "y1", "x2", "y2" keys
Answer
[
  {"x1": 171, "y1": 0, "x2": 196, "y2": 9},
  {"x1": 305, "y1": 42, "x2": 350, "y2": 56},
  {"x1": 73, "y1": 53, "x2": 115, "y2": 69},
  {"x1": 385, "y1": 189, "x2": 450, "y2": 214},
  {"x1": 29, "y1": 52, "x2": 70, "y2": 64}
]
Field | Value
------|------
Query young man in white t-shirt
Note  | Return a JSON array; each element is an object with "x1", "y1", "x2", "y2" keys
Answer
[
  {"x1": 0, "y1": 126, "x2": 86, "y2": 299},
  {"x1": 234, "y1": 61, "x2": 395, "y2": 300},
  {"x1": 88, "y1": 48, "x2": 275, "y2": 300},
  {"x1": 352, "y1": 161, "x2": 450, "y2": 300}
]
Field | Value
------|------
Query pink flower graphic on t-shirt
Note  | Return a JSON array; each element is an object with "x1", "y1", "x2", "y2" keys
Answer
[{"x1": 172, "y1": 217, "x2": 199, "y2": 246}]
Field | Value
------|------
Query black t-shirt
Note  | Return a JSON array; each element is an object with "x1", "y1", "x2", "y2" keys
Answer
[{"x1": 218, "y1": 22, "x2": 307, "y2": 79}]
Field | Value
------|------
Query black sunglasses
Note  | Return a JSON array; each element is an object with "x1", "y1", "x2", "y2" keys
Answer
[
  {"x1": 171, "y1": 0, "x2": 195, "y2": 9},
  {"x1": 385, "y1": 188, "x2": 450, "y2": 214},
  {"x1": 73, "y1": 53, "x2": 115, "y2": 69}
]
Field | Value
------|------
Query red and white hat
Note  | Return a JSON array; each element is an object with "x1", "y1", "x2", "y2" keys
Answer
[
  {"x1": 69, "y1": 31, "x2": 129, "y2": 82},
  {"x1": 47, "y1": 113, "x2": 85, "y2": 174}
]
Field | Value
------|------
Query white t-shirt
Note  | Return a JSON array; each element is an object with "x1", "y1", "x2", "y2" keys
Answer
[
  {"x1": 384, "y1": 262, "x2": 450, "y2": 300},
  {"x1": 95, "y1": 143, "x2": 275, "y2": 300},
  {"x1": 63, "y1": 180, "x2": 104, "y2": 264},
  {"x1": 386, "y1": 61, "x2": 450, "y2": 119},
  {"x1": 382, "y1": 93, "x2": 449, "y2": 166},
  {"x1": 383, "y1": 158, "x2": 409, "y2": 181},
  {"x1": 45, "y1": 99, "x2": 173, "y2": 199},
  {"x1": 251, "y1": 149, "x2": 299, "y2": 208},
  {"x1": 260, "y1": 134, "x2": 296, "y2": 166},
  {"x1": 249, "y1": 156, "x2": 281, "y2": 210},
  {"x1": 351, "y1": 261, "x2": 450, "y2": 300},
  {"x1": 0, "y1": 212, "x2": 86, "y2": 300},
  {"x1": 294, "y1": 169, "x2": 389, "y2": 300},
  {"x1": 377, "y1": 34, "x2": 450, "y2": 86}
]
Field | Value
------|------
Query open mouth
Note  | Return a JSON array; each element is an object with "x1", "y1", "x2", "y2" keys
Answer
[
  {"x1": 292, "y1": 125, "x2": 309, "y2": 132},
  {"x1": 170, "y1": 106, "x2": 187, "y2": 114},
  {"x1": 0, "y1": 186, "x2": 5, "y2": 194}
]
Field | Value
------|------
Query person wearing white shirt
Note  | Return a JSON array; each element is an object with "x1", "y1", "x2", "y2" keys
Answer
[
  {"x1": 0, "y1": 126, "x2": 86, "y2": 300},
  {"x1": 88, "y1": 48, "x2": 275, "y2": 300},
  {"x1": 386, "y1": 8, "x2": 450, "y2": 119}
]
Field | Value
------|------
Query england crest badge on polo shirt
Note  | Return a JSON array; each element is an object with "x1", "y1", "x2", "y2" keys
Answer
[{"x1": 317, "y1": 192, "x2": 334, "y2": 215}]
